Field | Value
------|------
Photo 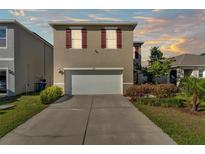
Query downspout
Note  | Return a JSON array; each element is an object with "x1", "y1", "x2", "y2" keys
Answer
[{"x1": 43, "y1": 43, "x2": 46, "y2": 79}]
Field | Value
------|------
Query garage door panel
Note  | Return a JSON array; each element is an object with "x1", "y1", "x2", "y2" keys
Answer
[{"x1": 65, "y1": 70, "x2": 122, "y2": 95}]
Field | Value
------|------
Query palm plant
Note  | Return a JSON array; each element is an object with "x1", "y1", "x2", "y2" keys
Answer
[{"x1": 179, "y1": 76, "x2": 205, "y2": 112}]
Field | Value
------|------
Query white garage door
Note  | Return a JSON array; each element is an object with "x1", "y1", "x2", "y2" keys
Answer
[{"x1": 65, "y1": 70, "x2": 123, "y2": 95}]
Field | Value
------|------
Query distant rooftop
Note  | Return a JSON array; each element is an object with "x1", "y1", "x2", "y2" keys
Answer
[
  {"x1": 133, "y1": 41, "x2": 144, "y2": 47},
  {"x1": 170, "y1": 54, "x2": 205, "y2": 67}
]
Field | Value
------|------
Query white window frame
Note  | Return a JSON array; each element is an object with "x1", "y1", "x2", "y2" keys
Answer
[
  {"x1": 71, "y1": 29, "x2": 82, "y2": 49},
  {"x1": 199, "y1": 69, "x2": 204, "y2": 78},
  {"x1": 106, "y1": 29, "x2": 117, "y2": 49},
  {"x1": 0, "y1": 26, "x2": 7, "y2": 49}
]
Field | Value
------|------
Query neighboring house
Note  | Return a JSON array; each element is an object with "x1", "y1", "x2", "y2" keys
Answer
[
  {"x1": 0, "y1": 20, "x2": 53, "y2": 96},
  {"x1": 169, "y1": 54, "x2": 205, "y2": 85},
  {"x1": 49, "y1": 22, "x2": 137, "y2": 95},
  {"x1": 133, "y1": 41, "x2": 144, "y2": 84}
]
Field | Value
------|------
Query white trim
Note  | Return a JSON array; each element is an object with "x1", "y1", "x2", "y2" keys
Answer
[
  {"x1": 104, "y1": 27, "x2": 118, "y2": 30},
  {"x1": 54, "y1": 82, "x2": 64, "y2": 85},
  {"x1": 69, "y1": 26, "x2": 83, "y2": 30},
  {"x1": 0, "y1": 67, "x2": 8, "y2": 95},
  {"x1": 63, "y1": 67, "x2": 124, "y2": 71},
  {"x1": 0, "y1": 26, "x2": 7, "y2": 49},
  {"x1": 123, "y1": 82, "x2": 134, "y2": 84},
  {"x1": 0, "y1": 58, "x2": 14, "y2": 61},
  {"x1": 121, "y1": 73, "x2": 123, "y2": 94}
]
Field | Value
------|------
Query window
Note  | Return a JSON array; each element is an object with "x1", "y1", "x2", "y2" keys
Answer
[
  {"x1": 0, "y1": 27, "x2": 7, "y2": 48},
  {"x1": 71, "y1": 30, "x2": 82, "y2": 49},
  {"x1": 199, "y1": 70, "x2": 204, "y2": 78},
  {"x1": 0, "y1": 70, "x2": 7, "y2": 93},
  {"x1": 106, "y1": 30, "x2": 117, "y2": 49}
]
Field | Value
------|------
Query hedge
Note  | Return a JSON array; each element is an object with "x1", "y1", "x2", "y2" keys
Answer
[{"x1": 40, "y1": 86, "x2": 63, "y2": 104}]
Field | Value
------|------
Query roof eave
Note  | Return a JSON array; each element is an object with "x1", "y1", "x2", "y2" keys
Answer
[{"x1": 49, "y1": 21, "x2": 138, "y2": 30}]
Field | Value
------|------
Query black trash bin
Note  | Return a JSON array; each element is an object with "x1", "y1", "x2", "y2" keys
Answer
[{"x1": 35, "y1": 79, "x2": 47, "y2": 92}]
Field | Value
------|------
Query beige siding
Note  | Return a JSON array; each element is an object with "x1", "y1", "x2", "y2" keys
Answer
[
  {"x1": 14, "y1": 25, "x2": 53, "y2": 95},
  {"x1": 53, "y1": 25, "x2": 134, "y2": 93}
]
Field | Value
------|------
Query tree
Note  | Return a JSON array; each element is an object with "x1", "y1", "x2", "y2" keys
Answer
[
  {"x1": 147, "y1": 59, "x2": 171, "y2": 83},
  {"x1": 179, "y1": 77, "x2": 205, "y2": 112},
  {"x1": 144, "y1": 46, "x2": 171, "y2": 83},
  {"x1": 149, "y1": 46, "x2": 164, "y2": 64}
]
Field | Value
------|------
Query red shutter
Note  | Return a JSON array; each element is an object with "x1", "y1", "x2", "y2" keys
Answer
[
  {"x1": 101, "y1": 29, "x2": 106, "y2": 48},
  {"x1": 117, "y1": 29, "x2": 122, "y2": 48},
  {"x1": 82, "y1": 29, "x2": 87, "y2": 48},
  {"x1": 66, "y1": 29, "x2": 71, "y2": 48}
]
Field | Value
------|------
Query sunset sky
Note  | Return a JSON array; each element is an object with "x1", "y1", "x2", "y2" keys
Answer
[{"x1": 0, "y1": 9, "x2": 205, "y2": 62}]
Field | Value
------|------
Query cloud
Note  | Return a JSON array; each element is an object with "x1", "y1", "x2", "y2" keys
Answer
[
  {"x1": 23, "y1": 9, "x2": 47, "y2": 12},
  {"x1": 133, "y1": 16, "x2": 167, "y2": 23},
  {"x1": 88, "y1": 14, "x2": 122, "y2": 21},
  {"x1": 145, "y1": 38, "x2": 187, "y2": 54},
  {"x1": 9, "y1": 10, "x2": 25, "y2": 16},
  {"x1": 29, "y1": 17, "x2": 38, "y2": 21},
  {"x1": 50, "y1": 16, "x2": 90, "y2": 22},
  {"x1": 152, "y1": 9, "x2": 163, "y2": 13},
  {"x1": 64, "y1": 17, "x2": 90, "y2": 22},
  {"x1": 160, "y1": 38, "x2": 187, "y2": 54}
]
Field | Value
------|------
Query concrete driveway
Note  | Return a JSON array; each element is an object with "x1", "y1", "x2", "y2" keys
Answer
[{"x1": 0, "y1": 95, "x2": 176, "y2": 145}]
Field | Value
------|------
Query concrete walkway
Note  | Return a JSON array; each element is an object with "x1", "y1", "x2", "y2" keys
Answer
[{"x1": 0, "y1": 95, "x2": 176, "y2": 145}]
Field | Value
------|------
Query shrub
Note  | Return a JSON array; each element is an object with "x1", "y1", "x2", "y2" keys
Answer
[
  {"x1": 137, "y1": 97, "x2": 161, "y2": 106},
  {"x1": 151, "y1": 84, "x2": 178, "y2": 98},
  {"x1": 160, "y1": 98, "x2": 185, "y2": 108},
  {"x1": 137, "y1": 97, "x2": 185, "y2": 108},
  {"x1": 40, "y1": 86, "x2": 62, "y2": 104},
  {"x1": 126, "y1": 84, "x2": 153, "y2": 98},
  {"x1": 126, "y1": 84, "x2": 177, "y2": 99}
]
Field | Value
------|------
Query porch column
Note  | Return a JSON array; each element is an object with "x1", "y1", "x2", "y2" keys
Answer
[
  {"x1": 167, "y1": 70, "x2": 170, "y2": 83},
  {"x1": 176, "y1": 68, "x2": 184, "y2": 86}
]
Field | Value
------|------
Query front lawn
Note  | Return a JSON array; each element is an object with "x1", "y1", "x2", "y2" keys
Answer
[
  {"x1": 134, "y1": 103, "x2": 205, "y2": 144},
  {"x1": 0, "y1": 94, "x2": 47, "y2": 138}
]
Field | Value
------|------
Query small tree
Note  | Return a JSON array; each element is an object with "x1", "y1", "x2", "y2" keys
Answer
[
  {"x1": 147, "y1": 59, "x2": 171, "y2": 83},
  {"x1": 179, "y1": 77, "x2": 205, "y2": 112},
  {"x1": 149, "y1": 46, "x2": 164, "y2": 64},
  {"x1": 144, "y1": 46, "x2": 170, "y2": 83}
]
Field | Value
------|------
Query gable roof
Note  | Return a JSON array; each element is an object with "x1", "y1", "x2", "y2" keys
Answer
[
  {"x1": 170, "y1": 54, "x2": 205, "y2": 67},
  {"x1": 0, "y1": 19, "x2": 53, "y2": 48}
]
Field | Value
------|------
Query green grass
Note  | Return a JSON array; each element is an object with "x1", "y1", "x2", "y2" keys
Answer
[
  {"x1": 134, "y1": 103, "x2": 205, "y2": 144},
  {"x1": 0, "y1": 94, "x2": 47, "y2": 138}
]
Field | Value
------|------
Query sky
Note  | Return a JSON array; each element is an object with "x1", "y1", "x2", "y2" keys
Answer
[{"x1": 0, "y1": 9, "x2": 205, "y2": 62}]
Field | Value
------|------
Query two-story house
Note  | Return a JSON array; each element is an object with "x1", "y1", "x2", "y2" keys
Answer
[
  {"x1": 49, "y1": 22, "x2": 137, "y2": 95},
  {"x1": 0, "y1": 20, "x2": 53, "y2": 96}
]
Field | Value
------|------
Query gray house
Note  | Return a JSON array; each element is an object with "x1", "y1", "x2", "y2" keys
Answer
[
  {"x1": 169, "y1": 54, "x2": 205, "y2": 85},
  {"x1": 49, "y1": 22, "x2": 137, "y2": 95},
  {"x1": 0, "y1": 20, "x2": 53, "y2": 96}
]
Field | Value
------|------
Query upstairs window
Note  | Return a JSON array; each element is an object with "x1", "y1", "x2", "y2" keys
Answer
[
  {"x1": 71, "y1": 30, "x2": 82, "y2": 49},
  {"x1": 0, "y1": 26, "x2": 7, "y2": 48},
  {"x1": 106, "y1": 30, "x2": 117, "y2": 49}
]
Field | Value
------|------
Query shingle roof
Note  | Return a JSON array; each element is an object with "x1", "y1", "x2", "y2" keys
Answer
[{"x1": 170, "y1": 54, "x2": 205, "y2": 67}]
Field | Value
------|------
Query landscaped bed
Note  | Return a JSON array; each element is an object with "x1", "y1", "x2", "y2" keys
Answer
[
  {"x1": 126, "y1": 81, "x2": 205, "y2": 145},
  {"x1": 0, "y1": 94, "x2": 48, "y2": 138},
  {"x1": 134, "y1": 102, "x2": 205, "y2": 144}
]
